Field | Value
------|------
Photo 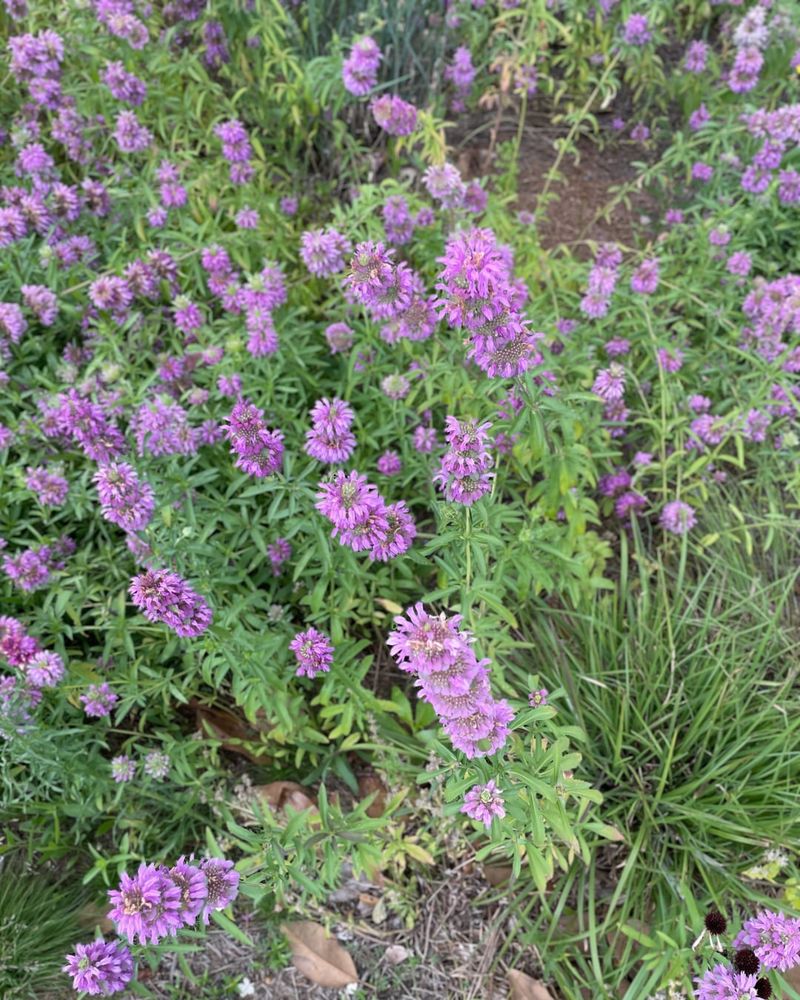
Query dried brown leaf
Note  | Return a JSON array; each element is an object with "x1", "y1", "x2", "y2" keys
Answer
[
  {"x1": 193, "y1": 703, "x2": 270, "y2": 764},
  {"x1": 483, "y1": 863, "x2": 513, "y2": 887},
  {"x1": 254, "y1": 781, "x2": 316, "y2": 815},
  {"x1": 282, "y1": 921, "x2": 358, "y2": 988},
  {"x1": 357, "y1": 773, "x2": 387, "y2": 818},
  {"x1": 508, "y1": 970, "x2": 555, "y2": 1000}
]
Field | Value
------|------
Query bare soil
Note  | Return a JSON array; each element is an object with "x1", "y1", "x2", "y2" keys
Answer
[{"x1": 453, "y1": 112, "x2": 658, "y2": 254}]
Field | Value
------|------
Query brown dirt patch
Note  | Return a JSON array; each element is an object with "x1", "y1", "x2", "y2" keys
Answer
[{"x1": 453, "y1": 112, "x2": 659, "y2": 254}]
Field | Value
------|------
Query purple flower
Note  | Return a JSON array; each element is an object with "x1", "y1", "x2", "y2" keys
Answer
[
  {"x1": 3, "y1": 544, "x2": 54, "y2": 591},
  {"x1": 370, "y1": 500, "x2": 416, "y2": 561},
  {"x1": 342, "y1": 35, "x2": 382, "y2": 96},
  {"x1": 423, "y1": 163, "x2": 466, "y2": 209},
  {"x1": 143, "y1": 750, "x2": 170, "y2": 780},
  {"x1": 300, "y1": 228, "x2": 351, "y2": 277},
  {"x1": 443, "y1": 697, "x2": 514, "y2": 758},
  {"x1": 371, "y1": 95, "x2": 418, "y2": 136},
  {"x1": 325, "y1": 322, "x2": 354, "y2": 353},
  {"x1": 108, "y1": 863, "x2": 183, "y2": 945},
  {"x1": 630, "y1": 258, "x2": 659, "y2": 295},
  {"x1": 387, "y1": 603, "x2": 469, "y2": 673},
  {"x1": 21, "y1": 284, "x2": 57, "y2": 325},
  {"x1": 225, "y1": 399, "x2": 284, "y2": 478},
  {"x1": 214, "y1": 119, "x2": 254, "y2": 183},
  {"x1": 168, "y1": 857, "x2": 208, "y2": 927},
  {"x1": 280, "y1": 195, "x2": 298, "y2": 216},
  {"x1": 445, "y1": 46, "x2": 476, "y2": 109},
  {"x1": 694, "y1": 964, "x2": 759, "y2": 1000},
  {"x1": 346, "y1": 241, "x2": 414, "y2": 318},
  {"x1": 267, "y1": 538, "x2": 292, "y2": 576},
  {"x1": 622, "y1": 13, "x2": 651, "y2": 45},
  {"x1": 62, "y1": 939, "x2": 133, "y2": 996},
  {"x1": 434, "y1": 417, "x2": 493, "y2": 506},
  {"x1": 412, "y1": 425, "x2": 438, "y2": 453},
  {"x1": 129, "y1": 570, "x2": 213, "y2": 638},
  {"x1": 25, "y1": 466, "x2": 69, "y2": 506},
  {"x1": 315, "y1": 471, "x2": 382, "y2": 530},
  {"x1": 0, "y1": 616, "x2": 40, "y2": 667},
  {"x1": 437, "y1": 227, "x2": 543, "y2": 377},
  {"x1": 660, "y1": 500, "x2": 696, "y2": 535},
  {"x1": 80, "y1": 682, "x2": 118, "y2": 719},
  {"x1": 684, "y1": 40, "x2": 709, "y2": 73},
  {"x1": 377, "y1": 450, "x2": 402, "y2": 476},
  {"x1": 592, "y1": 364, "x2": 626, "y2": 402},
  {"x1": 103, "y1": 60, "x2": 147, "y2": 104},
  {"x1": 381, "y1": 373, "x2": 411, "y2": 399},
  {"x1": 111, "y1": 755, "x2": 136, "y2": 783},
  {"x1": 113, "y1": 111, "x2": 153, "y2": 153},
  {"x1": 727, "y1": 251, "x2": 752, "y2": 277},
  {"x1": 199, "y1": 858, "x2": 239, "y2": 924},
  {"x1": 88, "y1": 275, "x2": 133, "y2": 317},
  {"x1": 0, "y1": 302, "x2": 28, "y2": 345},
  {"x1": 94, "y1": 463, "x2": 155, "y2": 532},
  {"x1": 657, "y1": 347, "x2": 684, "y2": 373},
  {"x1": 202, "y1": 20, "x2": 230, "y2": 70},
  {"x1": 133, "y1": 398, "x2": 198, "y2": 457},
  {"x1": 235, "y1": 206, "x2": 259, "y2": 229},
  {"x1": 382, "y1": 195, "x2": 414, "y2": 245},
  {"x1": 729, "y1": 46, "x2": 763, "y2": 93},
  {"x1": 689, "y1": 104, "x2": 710, "y2": 131},
  {"x1": 24, "y1": 650, "x2": 64, "y2": 688},
  {"x1": 305, "y1": 397, "x2": 356, "y2": 464},
  {"x1": 290, "y1": 627, "x2": 334, "y2": 678},
  {"x1": 615, "y1": 491, "x2": 647, "y2": 520},
  {"x1": 733, "y1": 909, "x2": 800, "y2": 971},
  {"x1": 461, "y1": 780, "x2": 505, "y2": 827},
  {"x1": 529, "y1": 688, "x2": 549, "y2": 707}
]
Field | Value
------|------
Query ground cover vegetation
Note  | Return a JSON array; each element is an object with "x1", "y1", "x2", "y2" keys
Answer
[{"x1": 1, "y1": 0, "x2": 800, "y2": 996}]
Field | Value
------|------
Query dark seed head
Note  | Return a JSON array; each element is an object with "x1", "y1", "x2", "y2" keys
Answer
[
  {"x1": 755, "y1": 977, "x2": 773, "y2": 999},
  {"x1": 734, "y1": 948, "x2": 760, "y2": 975},
  {"x1": 704, "y1": 909, "x2": 727, "y2": 934}
]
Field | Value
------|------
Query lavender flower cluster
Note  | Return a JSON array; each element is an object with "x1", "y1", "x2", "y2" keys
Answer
[
  {"x1": 0, "y1": 615, "x2": 64, "y2": 729},
  {"x1": 315, "y1": 470, "x2": 416, "y2": 562},
  {"x1": 436, "y1": 227, "x2": 545, "y2": 379},
  {"x1": 387, "y1": 603, "x2": 514, "y2": 758},
  {"x1": 434, "y1": 416, "x2": 494, "y2": 505},
  {"x1": 64, "y1": 855, "x2": 239, "y2": 995},
  {"x1": 695, "y1": 907, "x2": 800, "y2": 999},
  {"x1": 129, "y1": 568, "x2": 213, "y2": 638},
  {"x1": 225, "y1": 398, "x2": 285, "y2": 478}
]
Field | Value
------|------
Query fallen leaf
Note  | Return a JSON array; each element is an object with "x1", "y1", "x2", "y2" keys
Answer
[
  {"x1": 255, "y1": 781, "x2": 316, "y2": 815},
  {"x1": 282, "y1": 921, "x2": 358, "y2": 988},
  {"x1": 193, "y1": 703, "x2": 270, "y2": 764},
  {"x1": 508, "y1": 970, "x2": 555, "y2": 1000},
  {"x1": 384, "y1": 944, "x2": 411, "y2": 965},
  {"x1": 483, "y1": 863, "x2": 513, "y2": 887},
  {"x1": 375, "y1": 598, "x2": 404, "y2": 615},
  {"x1": 371, "y1": 897, "x2": 388, "y2": 924},
  {"x1": 357, "y1": 772, "x2": 387, "y2": 818}
]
